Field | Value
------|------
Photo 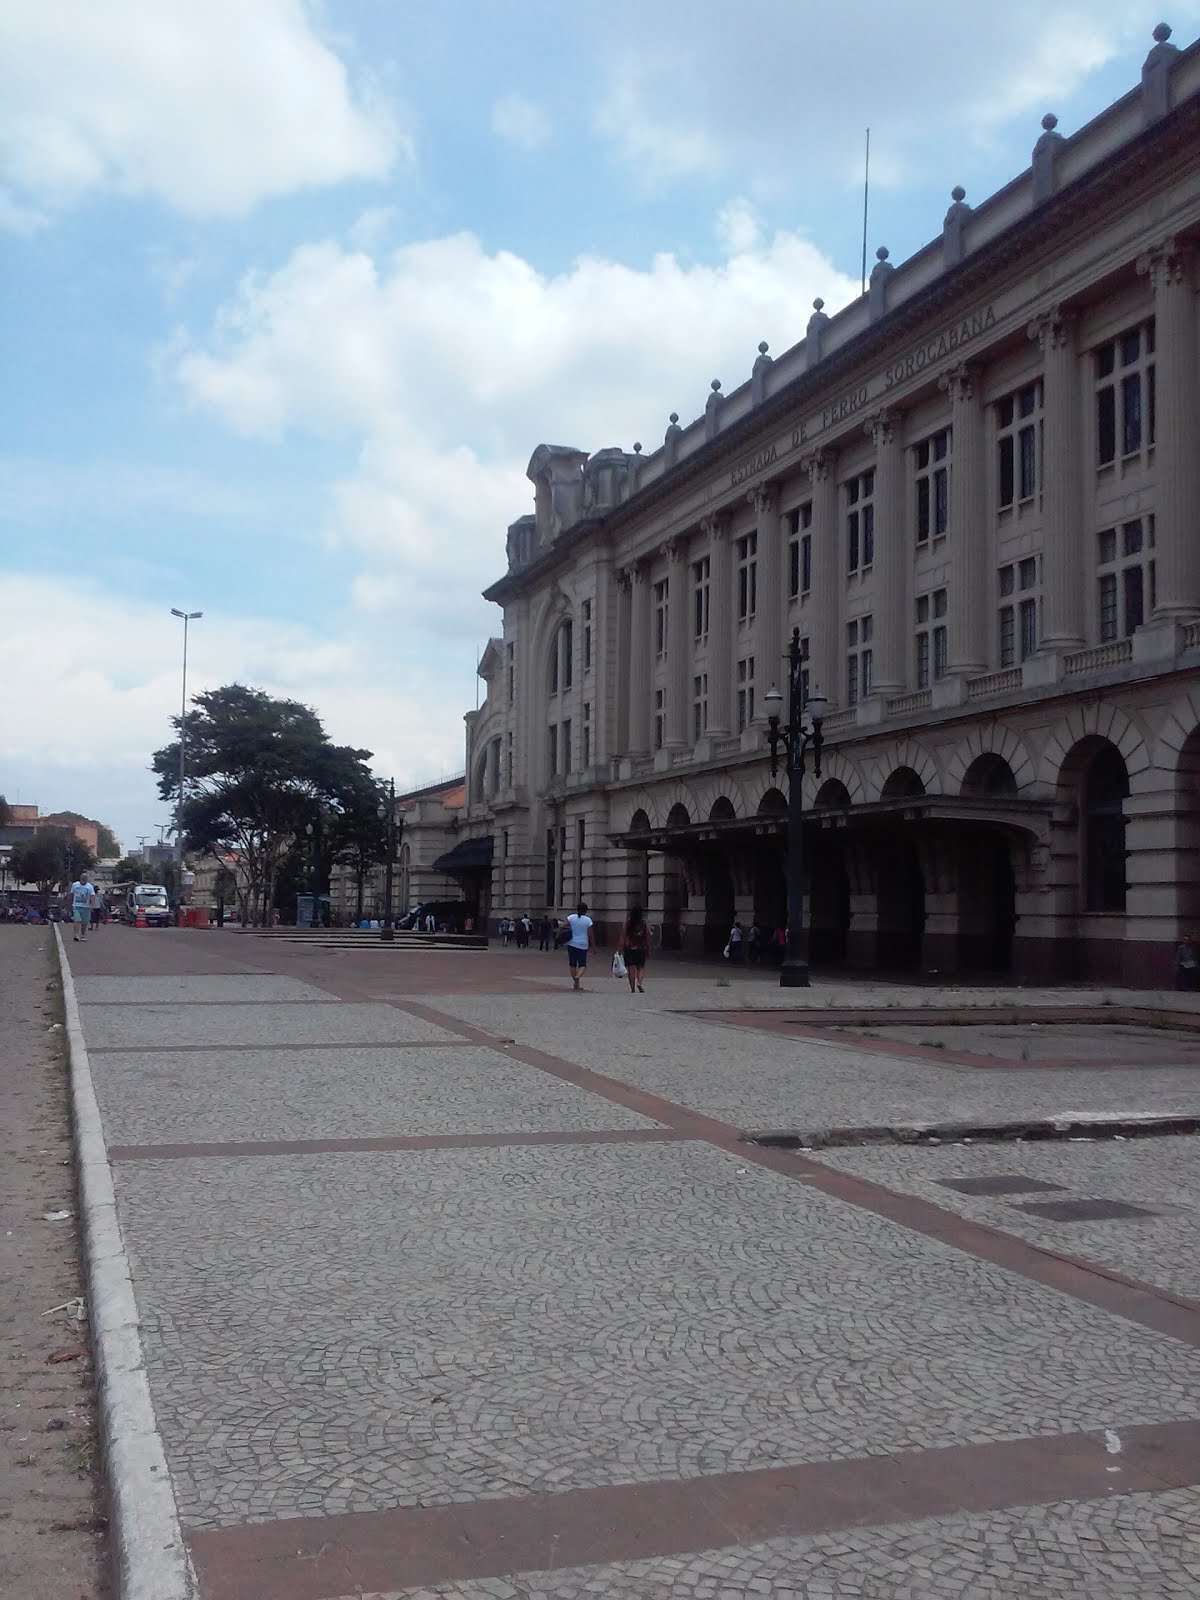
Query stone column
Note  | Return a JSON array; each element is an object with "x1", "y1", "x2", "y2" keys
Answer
[
  {"x1": 628, "y1": 563, "x2": 652, "y2": 755},
  {"x1": 704, "y1": 514, "x2": 733, "y2": 735},
  {"x1": 806, "y1": 449, "x2": 841, "y2": 704},
  {"x1": 611, "y1": 568, "x2": 631, "y2": 757},
  {"x1": 751, "y1": 485, "x2": 783, "y2": 710},
  {"x1": 1029, "y1": 306, "x2": 1084, "y2": 648},
  {"x1": 1137, "y1": 238, "x2": 1200, "y2": 617},
  {"x1": 665, "y1": 536, "x2": 691, "y2": 748},
  {"x1": 866, "y1": 407, "x2": 905, "y2": 696},
  {"x1": 940, "y1": 362, "x2": 988, "y2": 674}
]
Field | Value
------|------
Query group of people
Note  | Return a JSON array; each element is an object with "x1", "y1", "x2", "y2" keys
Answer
[
  {"x1": 553, "y1": 901, "x2": 651, "y2": 996},
  {"x1": 498, "y1": 913, "x2": 559, "y2": 950},
  {"x1": 724, "y1": 919, "x2": 787, "y2": 965},
  {"x1": 67, "y1": 870, "x2": 105, "y2": 940}
]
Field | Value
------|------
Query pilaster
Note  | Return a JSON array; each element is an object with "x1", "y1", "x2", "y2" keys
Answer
[
  {"x1": 665, "y1": 536, "x2": 691, "y2": 748},
  {"x1": 805, "y1": 449, "x2": 841, "y2": 705},
  {"x1": 940, "y1": 362, "x2": 988, "y2": 674},
  {"x1": 628, "y1": 562, "x2": 652, "y2": 755},
  {"x1": 751, "y1": 485, "x2": 782, "y2": 714},
  {"x1": 1028, "y1": 306, "x2": 1084, "y2": 648},
  {"x1": 866, "y1": 408, "x2": 905, "y2": 696},
  {"x1": 704, "y1": 514, "x2": 733, "y2": 735}
]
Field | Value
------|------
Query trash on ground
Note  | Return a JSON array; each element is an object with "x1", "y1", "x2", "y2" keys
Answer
[
  {"x1": 46, "y1": 1346, "x2": 88, "y2": 1364},
  {"x1": 42, "y1": 1209, "x2": 73, "y2": 1222}
]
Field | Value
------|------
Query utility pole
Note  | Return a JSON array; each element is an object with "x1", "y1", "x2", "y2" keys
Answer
[{"x1": 170, "y1": 608, "x2": 203, "y2": 864}]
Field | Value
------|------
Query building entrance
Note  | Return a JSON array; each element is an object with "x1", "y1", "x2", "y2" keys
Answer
[
  {"x1": 702, "y1": 853, "x2": 735, "y2": 956},
  {"x1": 958, "y1": 833, "x2": 1016, "y2": 974},
  {"x1": 877, "y1": 840, "x2": 925, "y2": 971},
  {"x1": 809, "y1": 841, "x2": 850, "y2": 965}
]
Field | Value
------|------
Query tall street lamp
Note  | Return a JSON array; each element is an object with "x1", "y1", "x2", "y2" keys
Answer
[
  {"x1": 764, "y1": 627, "x2": 828, "y2": 989},
  {"x1": 304, "y1": 816, "x2": 325, "y2": 929},
  {"x1": 170, "y1": 608, "x2": 202, "y2": 869},
  {"x1": 377, "y1": 778, "x2": 401, "y2": 942}
]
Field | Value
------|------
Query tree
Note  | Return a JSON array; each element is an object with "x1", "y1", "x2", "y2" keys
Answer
[
  {"x1": 39, "y1": 811, "x2": 119, "y2": 858},
  {"x1": 327, "y1": 782, "x2": 389, "y2": 923},
  {"x1": 151, "y1": 684, "x2": 376, "y2": 926},
  {"x1": 0, "y1": 795, "x2": 12, "y2": 831},
  {"x1": 115, "y1": 856, "x2": 145, "y2": 883},
  {"x1": 10, "y1": 828, "x2": 96, "y2": 898}
]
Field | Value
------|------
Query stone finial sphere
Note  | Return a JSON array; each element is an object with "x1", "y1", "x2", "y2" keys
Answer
[
  {"x1": 813, "y1": 297, "x2": 824, "y2": 311},
  {"x1": 951, "y1": 185, "x2": 966, "y2": 202},
  {"x1": 711, "y1": 379, "x2": 722, "y2": 392},
  {"x1": 633, "y1": 442, "x2": 642, "y2": 453},
  {"x1": 669, "y1": 412, "x2": 679, "y2": 424},
  {"x1": 1042, "y1": 113, "x2": 1058, "y2": 131},
  {"x1": 876, "y1": 245, "x2": 889, "y2": 261},
  {"x1": 758, "y1": 341, "x2": 769, "y2": 354},
  {"x1": 1153, "y1": 22, "x2": 1172, "y2": 42}
]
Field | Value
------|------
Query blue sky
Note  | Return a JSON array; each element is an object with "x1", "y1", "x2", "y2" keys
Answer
[{"x1": 2, "y1": 0, "x2": 1195, "y2": 852}]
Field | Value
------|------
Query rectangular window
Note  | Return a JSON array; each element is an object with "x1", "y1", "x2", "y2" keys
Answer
[
  {"x1": 582, "y1": 600, "x2": 592, "y2": 673},
  {"x1": 847, "y1": 615, "x2": 873, "y2": 705},
  {"x1": 998, "y1": 559, "x2": 1041, "y2": 665},
  {"x1": 562, "y1": 621, "x2": 573, "y2": 689},
  {"x1": 582, "y1": 703, "x2": 591, "y2": 768},
  {"x1": 506, "y1": 642, "x2": 515, "y2": 706},
  {"x1": 692, "y1": 673, "x2": 708, "y2": 742},
  {"x1": 575, "y1": 818, "x2": 585, "y2": 902},
  {"x1": 545, "y1": 828, "x2": 556, "y2": 905},
  {"x1": 1096, "y1": 517, "x2": 1154, "y2": 640},
  {"x1": 505, "y1": 731, "x2": 513, "y2": 788},
  {"x1": 547, "y1": 724, "x2": 558, "y2": 779},
  {"x1": 559, "y1": 825, "x2": 567, "y2": 906},
  {"x1": 787, "y1": 502, "x2": 812, "y2": 598},
  {"x1": 846, "y1": 471, "x2": 875, "y2": 572},
  {"x1": 996, "y1": 381, "x2": 1043, "y2": 510},
  {"x1": 915, "y1": 588, "x2": 948, "y2": 685},
  {"x1": 736, "y1": 656, "x2": 756, "y2": 732},
  {"x1": 736, "y1": 533, "x2": 758, "y2": 620},
  {"x1": 692, "y1": 556, "x2": 710, "y2": 639},
  {"x1": 1095, "y1": 320, "x2": 1155, "y2": 470},
  {"x1": 653, "y1": 688, "x2": 665, "y2": 750},
  {"x1": 914, "y1": 428, "x2": 951, "y2": 542},
  {"x1": 653, "y1": 580, "x2": 669, "y2": 657},
  {"x1": 561, "y1": 719, "x2": 571, "y2": 773}
]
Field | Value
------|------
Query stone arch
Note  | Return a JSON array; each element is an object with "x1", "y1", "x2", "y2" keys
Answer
[
  {"x1": 960, "y1": 753, "x2": 1018, "y2": 798},
  {"x1": 615, "y1": 790, "x2": 657, "y2": 832},
  {"x1": 757, "y1": 787, "x2": 787, "y2": 816},
  {"x1": 1150, "y1": 684, "x2": 1200, "y2": 776},
  {"x1": 813, "y1": 778, "x2": 852, "y2": 809},
  {"x1": 801, "y1": 749, "x2": 865, "y2": 808},
  {"x1": 1038, "y1": 701, "x2": 1149, "y2": 793},
  {"x1": 743, "y1": 767, "x2": 788, "y2": 816},
  {"x1": 628, "y1": 807, "x2": 651, "y2": 835},
  {"x1": 864, "y1": 738, "x2": 940, "y2": 801},
  {"x1": 708, "y1": 795, "x2": 736, "y2": 822},
  {"x1": 944, "y1": 724, "x2": 1036, "y2": 794},
  {"x1": 660, "y1": 782, "x2": 695, "y2": 823},
  {"x1": 666, "y1": 802, "x2": 691, "y2": 829},
  {"x1": 881, "y1": 765, "x2": 926, "y2": 798}
]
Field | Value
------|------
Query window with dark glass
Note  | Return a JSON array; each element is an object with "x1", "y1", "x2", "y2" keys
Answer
[{"x1": 1084, "y1": 745, "x2": 1129, "y2": 912}]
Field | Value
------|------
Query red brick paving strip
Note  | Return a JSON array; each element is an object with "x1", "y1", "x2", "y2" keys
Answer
[
  {"x1": 108, "y1": 1128, "x2": 693, "y2": 1161},
  {"x1": 186, "y1": 1418, "x2": 1200, "y2": 1600}
]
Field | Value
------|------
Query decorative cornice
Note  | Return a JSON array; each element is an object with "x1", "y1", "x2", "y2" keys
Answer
[
  {"x1": 864, "y1": 407, "x2": 901, "y2": 448},
  {"x1": 748, "y1": 484, "x2": 777, "y2": 517},
  {"x1": 1136, "y1": 234, "x2": 1191, "y2": 290},
  {"x1": 938, "y1": 360, "x2": 981, "y2": 403},
  {"x1": 1026, "y1": 303, "x2": 1077, "y2": 352},
  {"x1": 801, "y1": 446, "x2": 838, "y2": 484}
]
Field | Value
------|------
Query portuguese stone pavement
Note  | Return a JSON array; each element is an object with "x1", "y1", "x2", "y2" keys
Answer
[{"x1": 65, "y1": 930, "x2": 1200, "y2": 1598}]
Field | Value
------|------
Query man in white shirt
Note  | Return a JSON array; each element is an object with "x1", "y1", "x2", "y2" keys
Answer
[
  {"x1": 69, "y1": 871, "x2": 96, "y2": 942},
  {"x1": 565, "y1": 900, "x2": 594, "y2": 991}
]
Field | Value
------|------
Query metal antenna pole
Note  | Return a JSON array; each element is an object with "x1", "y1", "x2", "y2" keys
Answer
[{"x1": 861, "y1": 128, "x2": 871, "y2": 295}]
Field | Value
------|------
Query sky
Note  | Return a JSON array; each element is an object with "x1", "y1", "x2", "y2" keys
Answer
[{"x1": 2, "y1": 1, "x2": 1195, "y2": 854}]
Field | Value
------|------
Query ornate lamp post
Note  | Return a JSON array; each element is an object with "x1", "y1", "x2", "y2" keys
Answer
[
  {"x1": 304, "y1": 815, "x2": 323, "y2": 929},
  {"x1": 377, "y1": 779, "x2": 401, "y2": 942},
  {"x1": 764, "y1": 627, "x2": 827, "y2": 989}
]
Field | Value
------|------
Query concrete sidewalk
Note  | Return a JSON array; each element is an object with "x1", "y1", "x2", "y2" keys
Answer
[{"x1": 63, "y1": 928, "x2": 1200, "y2": 1598}]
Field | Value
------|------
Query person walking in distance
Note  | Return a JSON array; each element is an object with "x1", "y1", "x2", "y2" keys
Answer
[
  {"x1": 90, "y1": 888, "x2": 106, "y2": 933},
  {"x1": 565, "y1": 900, "x2": 593, "y2": 991},
  {"x1": 69, "y1": 870, "x2": 96, "y2": 941},
  {"x1": 620, "y1": 904, "x2": 650, "y2": 994}
]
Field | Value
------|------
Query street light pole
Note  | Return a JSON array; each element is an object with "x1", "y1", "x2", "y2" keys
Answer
[
  {"x1": 764, "y1": 628, "x2": 828, "y2": 989},
  {"x1": 378, "y1": 778, "x2": 398, "y2": 942},
  {"x1": 170, "y1": 609, "x2": 203, "y2": 867}
]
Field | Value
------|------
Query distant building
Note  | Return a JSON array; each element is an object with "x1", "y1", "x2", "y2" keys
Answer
[{"x1": 329, "y1": 776, "x2": 469, "y2": 922}]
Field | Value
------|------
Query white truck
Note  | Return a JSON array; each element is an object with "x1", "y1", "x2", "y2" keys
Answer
[{"x1": 125, "y1": 883, "x2": 171, "y2": 926}]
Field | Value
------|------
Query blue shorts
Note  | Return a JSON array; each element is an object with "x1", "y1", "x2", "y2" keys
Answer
[
  {"x1": 72, "y1": 906, "x2": 90, "y2": 923},
  {"x1": 568, "y1": 946, "x2": 588, "y2": 968}
]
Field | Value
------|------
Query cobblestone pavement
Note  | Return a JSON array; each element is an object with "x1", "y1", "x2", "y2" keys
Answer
[{"x1": 62, "y1": 930, "x2": 1200, "y2": 1598}]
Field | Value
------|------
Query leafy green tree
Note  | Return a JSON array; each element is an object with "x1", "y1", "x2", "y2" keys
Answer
[
  {"x1": 152, "y1": 684, "x2": 375, "y2": 926},
  {"x1": 327, "y1": 781, "x2": 389, "y2": 923},
  {"x1": 39, "y1": 810, "x2": 118, "y2": 858},
  {"x1": 10, "y1": 829, "x2": 96, "y2": 897},
  {"x1": 115, "y1": 856, "x2": 144, "y2": 883},
  {"x1": 0, "y1": 795, "x2": 12, "y2": 830}
]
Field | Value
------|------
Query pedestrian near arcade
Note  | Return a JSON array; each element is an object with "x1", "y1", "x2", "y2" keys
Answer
[
  {"x1": 620, "y1": 904, "x2": 650, "y2": 994},
  {"x1": 538, "y1": 915, "x2": 552, "y2": 951},
  {"x1": 565, "y1": 900, "x2": 593, "y2": 991},
  {"x1": 727, "y1": 918, "x2": 744, "y2": 964},
  {"x1": 1177, "y1": 933, "x2": 1199, "y2": 991},
  {"x1": 69, "y1": 871, "x2": 96, "y2": 941}
]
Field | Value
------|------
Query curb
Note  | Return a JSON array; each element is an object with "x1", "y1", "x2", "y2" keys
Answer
[
  {"x1": 745, "y1": 1112, "x2": 1200, "y2": 1150},
  {"x1": 55, "y1": 927, "x2": 197, "y2": 1599}
]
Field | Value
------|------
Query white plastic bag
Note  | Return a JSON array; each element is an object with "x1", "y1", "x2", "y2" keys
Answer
[
  {"x1": 722, "y1": 943, "x2": 731, "y2": 959},
  {"x1": 612, "y1": 951, "x2": 627, "y2": 978}
]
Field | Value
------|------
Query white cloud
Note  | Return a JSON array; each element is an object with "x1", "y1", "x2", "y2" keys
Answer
[
  {"x1": 0, "y1": 0, "x2": 402, "y2": 224},
  {"x1": 491, "y1": 93, "x2": 552, "y2": 150},
  {"x1": 0, "y1": 572, "x2": 474, "y2": 852},
  {"x1": 170, "y1": 219, "x2": 859, "y2": 625}
]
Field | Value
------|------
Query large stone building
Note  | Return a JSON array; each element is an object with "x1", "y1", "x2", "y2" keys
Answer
[{"x1": 455, "y1": 26, "x2": 1200, "y2": 986}]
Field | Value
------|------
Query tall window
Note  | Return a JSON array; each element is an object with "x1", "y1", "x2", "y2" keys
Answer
[
  {"x1": 545, "y1": 828, "x2": 556, "y2": 905},
  {"x1": 1095, "y1": 321, "x2": 1155, "y2": 470},
  {"x1": 547, "y1": 724, "x2": 558, "y2": 781},
  {"x1": 506, "y1": 642, "x2": 515, "y2": 706},
  {"x1": 787, "y1": 503, "x2": 813, "y2": 598},
  {"x1": 582, "y1": 600, "x2": 592, "y2": 673},
  {"x1": 915, "y1": 589, "x2": 948, "y2": 687},
  {"x1": 1097, "y1": 518, "x2": 1155, "y2": 642},
  {"x1": 1084, "y1": 745, "x2": 1129, "y2": 913},
  {"x1": 846, "y1": 471, "x2": 875, "y2": 573},
  {"x1": 562, "y1": 718, "x2": 572, "y2": 773},
  {"x1": 653, "y1": 580, "x2": 669, "y2": 657},
  {"x1": 505, "y1": 730, "x2": 514, "y2": 787},
  {"x1": 736, "y1": 656, "x2": 756, "y2": 732},
  {"x1": 847, "y1": 615, "x2": 873, "y2": 706},
  {"x1": 653, "y1": 688, "x2": 665, "y2": 750},
  {"x1": 692, "y1": 673, "x2": 709, "y2": 741},
  {"x1": 582, "y1": 703, "x2": 591, "y2": 768},
  {"x1": 914, "y1": 428, "x2": 951, "y2": 543},
  {"x1": 558, "y1": 825, "x2": 567, "y2": 904},
  {"x1": 998, "y1": 558, "x2": 1040, "y2": 666},
  {"x1": 693, "y1": 556, "x2": 710, "y2": 639},
  {"x1": 798, "y1": 634, "x2": 811, "y2": 708},
  {"x1": 996, "y1": 380, "x2": 1043, "y2": 508},
  {"x1": 549, "y1": 621, "x2": 572, "y2": 694},
  {"x1": 736, "y1": 533, "x2": 758, "y2": 620},
  {"x1": 575, "y1": 818, "x2": 586, "y2": 902}
]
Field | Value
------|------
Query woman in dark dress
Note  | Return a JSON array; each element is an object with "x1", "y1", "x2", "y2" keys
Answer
[{"x1": 621, "y1": 904, "x2": 650, "y2": 994}]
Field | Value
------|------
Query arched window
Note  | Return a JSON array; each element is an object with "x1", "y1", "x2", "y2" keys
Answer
[
  {"x1": 813, "y1": 779, "x2": 851, "y2": 809},
  {"x1": 881, "y1": 766, "x2": 925, "y2": 799},
  {"x1": 547, "y1": 619, "x2": 574, "y2": 696},
  {"x1": 1084, "y1": 745, "x2": 1129, "y2": 912},
  {"x1": 709, "y1": 796, "x2": 736, "y2": 822},
  {"x1": 960, "y1": 753, "x2": 1017, "y2": 798}
]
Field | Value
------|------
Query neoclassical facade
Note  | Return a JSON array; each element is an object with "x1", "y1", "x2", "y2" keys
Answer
[{"x1": 456, "y1": 27, "x2": 1200, "y2": 985}]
